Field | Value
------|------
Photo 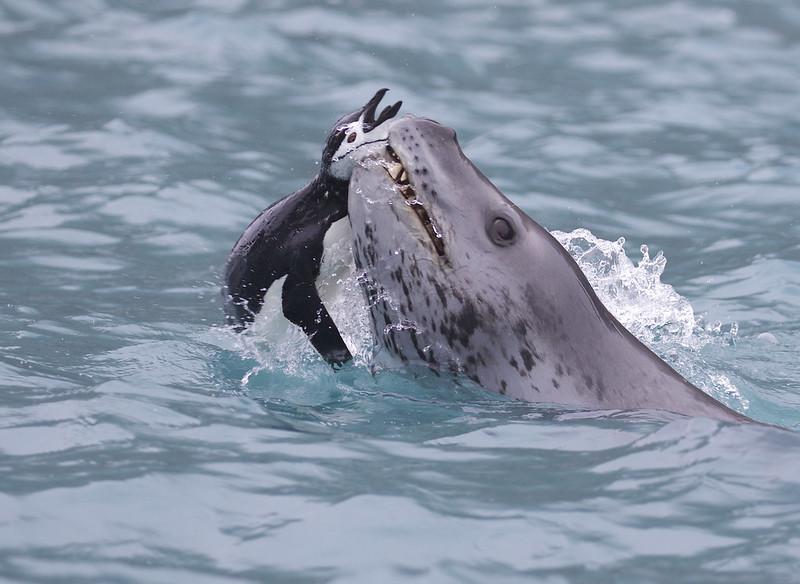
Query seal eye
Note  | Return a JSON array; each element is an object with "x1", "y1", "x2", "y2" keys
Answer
[
  {"x1": 489, "y1": 216, "x2": 516, "y2": 246},
  {"x1": 347, "y1": 132, "x2": 357, "y2": 143}
]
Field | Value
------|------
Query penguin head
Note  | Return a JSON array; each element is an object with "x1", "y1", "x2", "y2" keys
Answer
[{"x1": 322, "y1": 89, "x2": 402, "y2": 181}]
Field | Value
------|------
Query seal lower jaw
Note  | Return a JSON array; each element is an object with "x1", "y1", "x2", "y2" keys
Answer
[{"x1": 383, "y1": 145, "x2": 445, "y2": 256}]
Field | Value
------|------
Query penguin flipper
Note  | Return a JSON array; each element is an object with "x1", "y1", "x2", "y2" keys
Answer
[{"x1": 281, "y1": 274, "x2": 352, "y2": 367}]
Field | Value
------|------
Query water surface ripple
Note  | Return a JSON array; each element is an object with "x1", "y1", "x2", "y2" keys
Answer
[{"x1": 1, "y1": 1, "x2": 799, "y2": 582}]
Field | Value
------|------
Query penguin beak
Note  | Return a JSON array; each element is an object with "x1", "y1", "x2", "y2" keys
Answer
[{"x1": 362, "y1": 88, "x2": 402, "y2": 133}]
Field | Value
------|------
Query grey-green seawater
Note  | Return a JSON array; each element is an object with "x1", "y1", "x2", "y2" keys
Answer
[{"x1": 1, "y1": 1, "x2": 800, "y2": 583}]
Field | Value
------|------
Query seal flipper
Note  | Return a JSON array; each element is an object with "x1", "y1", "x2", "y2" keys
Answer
[{"x1": 281, "y1": 274, "x2": 352, "y2": 366}]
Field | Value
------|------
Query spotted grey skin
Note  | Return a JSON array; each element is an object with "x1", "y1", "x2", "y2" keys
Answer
[
  {"x1": 347, "y1": 115, "x2": 749, "y2": 421},
  {"x1": 223, "y1": 89, "x2": 401, "y2": 366}
]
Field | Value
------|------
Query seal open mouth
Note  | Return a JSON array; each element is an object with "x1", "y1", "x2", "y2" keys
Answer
[{"x1": 382, "y1": 144, "x2": 445, "y2": 256}]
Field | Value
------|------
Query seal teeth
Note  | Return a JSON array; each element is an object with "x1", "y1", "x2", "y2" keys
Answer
[
  {"x1": 382, "y1": 147, "x2": 445, "y2": 257},
  {"x1": 387, "y1": 162, "x2": 403, "y2": 181}
]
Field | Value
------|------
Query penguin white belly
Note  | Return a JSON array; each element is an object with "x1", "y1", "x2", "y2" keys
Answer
[
  {"x1": 249, "y1": 275, "x2": 291, "y2": 337},
  {"x1": 316, "y1": 217, "x2": 371, "y2": 358}
]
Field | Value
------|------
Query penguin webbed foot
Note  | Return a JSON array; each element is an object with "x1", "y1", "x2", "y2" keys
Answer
[{"x1": 362, "y1": 88, "x2": 402, "y2": 133}]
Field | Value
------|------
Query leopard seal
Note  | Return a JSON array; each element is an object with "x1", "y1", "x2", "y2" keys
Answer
[{"x1": 347, "y1": 115, "x2": 749, "y2": 421}]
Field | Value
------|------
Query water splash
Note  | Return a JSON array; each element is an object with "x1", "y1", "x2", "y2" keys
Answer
[
  {"x1": 235, "y1": 298, "x2": 332, "y2": 386},
  {"x1": 552, "y1": 228, "x2": 697, "y2": 345},
  {"x1": 552, "y1": 228, "x2": 747, "y2": 410}
]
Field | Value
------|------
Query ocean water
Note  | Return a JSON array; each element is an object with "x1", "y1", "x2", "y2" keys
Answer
[{"x1": 1, "y1": 1, "x2": 800, "y2": 582}]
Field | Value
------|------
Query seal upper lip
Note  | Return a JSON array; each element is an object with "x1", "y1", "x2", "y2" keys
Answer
[{"x1": 383, "y1": 143, "x2": 445, "y2": 256}]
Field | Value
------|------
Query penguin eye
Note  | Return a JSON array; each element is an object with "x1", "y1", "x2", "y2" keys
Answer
[
  {"x1": 347, "y1": 132, "x2": 357, "y2": 143},
  {"x1": 488, "y1": 216, "x2": 516, "y2": 246}
]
